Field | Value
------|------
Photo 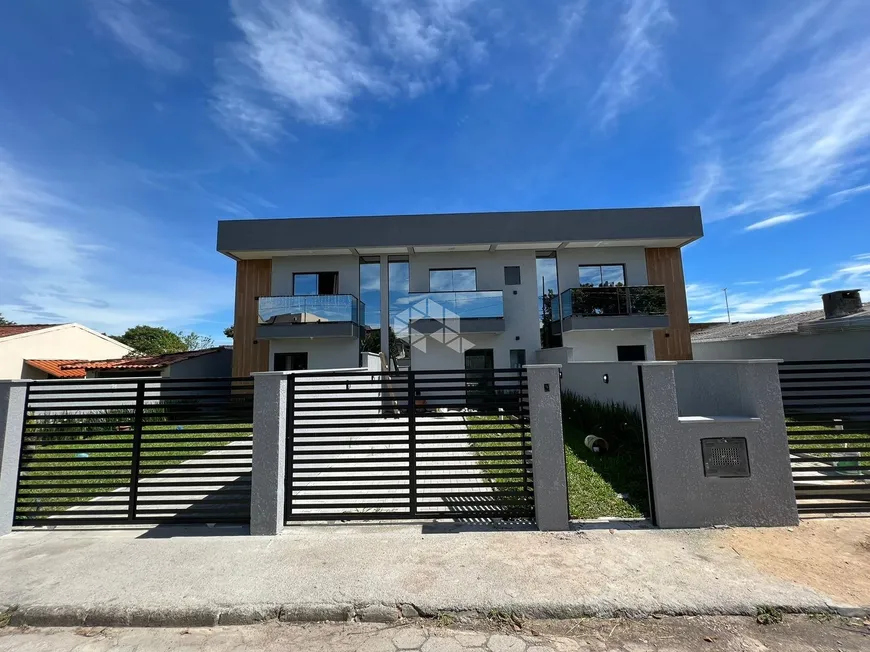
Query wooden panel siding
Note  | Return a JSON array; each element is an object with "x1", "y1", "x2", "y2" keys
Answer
[
  {"x1": 645, "y1": 248, "x2": 693, "y2": 360},
  {"x1": 233, "y1": 259, "x2": 272, "y2": 376}
]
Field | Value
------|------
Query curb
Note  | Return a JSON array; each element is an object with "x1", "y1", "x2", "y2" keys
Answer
[{"x1": 2, "y1": 601, "x2": 868, "y2": 628}]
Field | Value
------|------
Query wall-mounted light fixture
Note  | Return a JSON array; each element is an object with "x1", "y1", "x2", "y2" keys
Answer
[{"x1": 602, "y1": 373, "x2": 609, "y2": 384}]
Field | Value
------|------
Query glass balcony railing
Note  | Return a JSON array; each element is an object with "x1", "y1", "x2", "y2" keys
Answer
[
  {"x1": 404, "y1": 291, "x2": 504, "y2": 319},
  {"x1": 560, "y1": 286, "x2": 667, "y2": 319},
  {"x1": 258, "y1": 295, "x2": 365, "y2": 325}
]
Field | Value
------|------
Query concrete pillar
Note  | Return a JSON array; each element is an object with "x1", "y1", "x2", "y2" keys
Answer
[
  {"x1": 250, "y1": 371, "x2": 288, "y2": 535},
  {"x1": 379, "y1": 254, "x2": 390, "y2": 366},
  {"x1": 524, "y1": 364, "x2": 570, "y2": 531},
  {"x1": 0, "y1": 380, "x2": 29, "y2": 537}
]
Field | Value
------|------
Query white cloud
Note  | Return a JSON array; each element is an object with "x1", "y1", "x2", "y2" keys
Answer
[
  {"x1": 537, "y1": 0, "x2": 588, "y2": 89},
  {"x1": 591, "y1": 0, "x2": 673, "y2": 128},
  {"x1": 776, "y1": 268, "x2": 810, "y2": 281},
  {"x1": 214, "y1": 0, "x2": 482, "y2": 143},
  {"x1": 90, "y1": 0, "x2": 184, "y2": 72},
  {"x1": 744, "y1": 212, "x2": 809, "y2": 231},
  {"x1": 827, "y1": 183, "x2": 870, "y2": 203},
  {"x1": 680, "y1": 3, "x2": 870, "y2": 221},
  {"x1": 0, "y1": 152, "x2": 229, "y2": 334}
]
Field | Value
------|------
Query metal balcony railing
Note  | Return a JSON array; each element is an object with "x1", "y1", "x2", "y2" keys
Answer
[
  {"x1": 258, "y1": 295, "x2": 365, "y2": 325},
  {"x1": 560, "y1": 285, "x2": 667, "y2": 319},
  {"x1": 405, "y1": 291, "x2": 504, "y2": 319}
]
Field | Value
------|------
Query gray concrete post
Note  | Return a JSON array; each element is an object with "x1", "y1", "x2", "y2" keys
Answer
[
  {"x1": 250, "y1": 372, "x2": 288, "y2": 535},
  {"x1": 0, "y1": 381, "x2": 29, "y2": 536},
  {"x1": 524, "y1": 364, "x2": 570, "y2": 531}
]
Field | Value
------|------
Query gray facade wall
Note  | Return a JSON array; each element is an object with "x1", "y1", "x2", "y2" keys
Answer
[
  {"x1": 166, "y1": 349, "x2": 234, "y2": 378},
  {"x1": 218, "y1": 207, "x2": 704, "y2": 255},
  {"x1": 692, "y1": 330, "x2": 870, "y2": 362},
  {"x1": 534, "y1": 349, "x2": 642, "y2": 411},
  {"x1": 640, "y1": 361, "x2": 798, "y2": 529}
]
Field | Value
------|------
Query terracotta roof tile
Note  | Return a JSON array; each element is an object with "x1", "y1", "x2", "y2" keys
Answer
[
  {"x1": 67, "y1": 347, "x2": 227, "y2": 370},
  {"x1": 25, "y1": 360, "x2": 88, "y2": 378},
  {"x1": 0, "y1": 324, "x2": 58, "y2": 339}
]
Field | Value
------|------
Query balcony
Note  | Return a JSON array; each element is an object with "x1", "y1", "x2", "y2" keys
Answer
[
  {"x1": 256, "y1": 295, "x2": 365, "y2": 339},
  {"x1": 556, "y1": 285, "x2": 669, "y2": 332},
  {"x1": 402, "y1": 291, "x2": 505, "y2": 334}
]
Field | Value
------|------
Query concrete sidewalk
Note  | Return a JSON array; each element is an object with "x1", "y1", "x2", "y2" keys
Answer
[{"x1": 0, "y1": 522, "x2": 863, "y2": 627}]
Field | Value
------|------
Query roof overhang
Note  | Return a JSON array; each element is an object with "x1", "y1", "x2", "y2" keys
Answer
[{"x1": 217, "y1": 207, "x2": 704, "y2": 260}]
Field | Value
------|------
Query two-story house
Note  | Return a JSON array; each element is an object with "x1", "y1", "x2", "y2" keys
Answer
[{"x1": 216, "y1": 207, "x2": 703, "y2": 376}]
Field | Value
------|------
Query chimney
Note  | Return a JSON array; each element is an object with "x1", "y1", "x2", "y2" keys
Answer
[{"x1": 822, "y1": 289, "x2": 863, "y2": 319}]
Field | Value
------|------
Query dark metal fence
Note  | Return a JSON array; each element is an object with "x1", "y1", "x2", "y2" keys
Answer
[
  {"x1": 780, "y1": 360, "x2": 870, "y2": 514},
  {"x1": 14, "y1": 377, "x2": 253, "y2": 526},
  {"x1": 285, "y1": 368, "x2": 533, "y2": 521}
]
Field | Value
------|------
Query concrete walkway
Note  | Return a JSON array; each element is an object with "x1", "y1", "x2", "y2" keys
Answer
[{"x1": 0, "y1": 522, "x2": 860, "y2": 627}]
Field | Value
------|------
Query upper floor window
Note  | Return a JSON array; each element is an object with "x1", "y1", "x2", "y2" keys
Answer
[
  {"x1": 504, "y1": 266, "x2": 521, "y2": 285},
  {"x1": 294, "y1": 271, "x2": 338, "y2": 295},
  {"x1": 578, "y1": 265, "x2": 625, "y2": 287},
  {"x1": 430, "y1": 268, "x2": 477, "y2": 292}
]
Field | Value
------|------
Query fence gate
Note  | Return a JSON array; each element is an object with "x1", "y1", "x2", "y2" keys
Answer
[
  {"x1": 780, "y1": 360, "x2": 870, "y2": 514},
  {"x1": 284, "y1": 368, "x2": 533, "y2": 521},
  {"x1": 14, "y1": 377, "x2": 254, "y2": 526}
]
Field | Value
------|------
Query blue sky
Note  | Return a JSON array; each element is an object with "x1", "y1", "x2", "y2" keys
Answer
[{"x1": 1, "y1": 0, "x2": 869, "y2": 340}]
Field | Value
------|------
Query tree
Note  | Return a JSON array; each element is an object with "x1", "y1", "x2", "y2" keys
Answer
[
  {"x1": 224, "y1": 325, "x2": 234, "y2": 339},
  {"x1": 0, "y1": 313, "x2": 14, "y2": 326},
  {"x1": 177, "y1": 330, "x2": 215, "y2": 351},
  {"x1": 361, "y1": 327, "x2": 408, "y2": 368},
  {"x1": 114, "y1": 326, "x2": 188, "y2": 357}
]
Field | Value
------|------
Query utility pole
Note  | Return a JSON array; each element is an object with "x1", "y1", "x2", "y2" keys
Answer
[{"x1": 723, "y1": 288, "x2": 732, "y2": 324}]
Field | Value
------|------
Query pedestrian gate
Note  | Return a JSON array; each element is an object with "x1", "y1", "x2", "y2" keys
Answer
[
  {"x1": 780, "y1": 359, "x2": 870, "y2": 514},
  {"x1": 284, "y1": 368, "x2": 534, "y2": 521},
  {"x1": 14, "y1": 377, "x2": 254, "y2": 526}
]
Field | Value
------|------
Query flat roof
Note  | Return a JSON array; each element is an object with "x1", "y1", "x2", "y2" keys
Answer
[{"x1": 217, "y1": 207, "x2": 704, "y2": 259}]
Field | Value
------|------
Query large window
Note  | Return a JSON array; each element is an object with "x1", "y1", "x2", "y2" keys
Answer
[
  {"x1": 578, "y1": 264, "x2": 625, "y2": 287},
  {"x1": 293, "y1": 272, "x2": 338, "y2": 295},
  {"x1": 429, "y1": 268, "x2": 477, "y2": 292}
]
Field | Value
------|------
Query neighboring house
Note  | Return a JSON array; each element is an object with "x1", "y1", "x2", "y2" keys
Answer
[
  {"x1": 217, "y1": 207, "x2": 703, "y2": 374},
  {"x1": 46, "y1": 346, "x2": 234, "y2": 379},
  {"x1": 0, "y1": 323, "x2": 133, "y2": 380},
  {"x1": 692, "y1": 289, "x2": 870, "y2": 361}
]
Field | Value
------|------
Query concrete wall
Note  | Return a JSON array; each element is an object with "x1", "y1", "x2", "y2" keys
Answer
[
  {"x1": 0, "y1": 325, "x2": 132, "y2": 380},
  {"x1": 561, "y1": 329, "x2": 655, "y2": 362},
  {"x1": 693, "y1": 330, "x2": 870, "y2": 362},
  {"x1": 640, "y1": 361, "x2": 798, "y2": 529},
  {"x1": 407, "y1": 250, "x2": 541, "y2": 371},
  {"x1": 533, "y1": 348, "x2": 642, "y2": 410},
  {"x1": 269, "y1": 339, "x2": 360, "y2": 371},
  {"x1": 166, "y1": 348, "x2": 234, "y2": 378}
]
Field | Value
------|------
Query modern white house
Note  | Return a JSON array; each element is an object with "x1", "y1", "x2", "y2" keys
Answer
[{"x1": 217, "y1": 208, "x2": 703, "y2": 375}]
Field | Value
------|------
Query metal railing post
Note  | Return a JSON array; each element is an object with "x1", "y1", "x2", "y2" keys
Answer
[
  {"x1": 283, "y1": 373, "x2": 295, "y2": 521},
  {"x1": 127, "y1": 380, "x2": 146, "y2": 521},
  {"x1": 407, "y1": 370, "x2": 417, "y2": 518}
]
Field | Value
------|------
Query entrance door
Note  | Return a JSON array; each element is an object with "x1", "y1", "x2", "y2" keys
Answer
[
  {"x1": 464, "y1": 349, "x2": 495, "y2": 410},
  {"x1": 274, "y1": 352, "x2": 308, "y2": 371}
]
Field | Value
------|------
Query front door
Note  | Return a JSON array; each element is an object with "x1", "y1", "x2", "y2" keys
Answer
[
  {"x1": 274, "y1": 352, "x2": 309, "y2": 371},
  {"x1": 464, "y1": 349, "x2": 495, "y2": 410}
]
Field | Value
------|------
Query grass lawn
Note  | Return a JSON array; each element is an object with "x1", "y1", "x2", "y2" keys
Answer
[
  {"x1": 463, "y1": 415, "x2": 533, "y2": 512},
  {"x1": 563, "y1": 422, "x2": 649, "y2": 519}
]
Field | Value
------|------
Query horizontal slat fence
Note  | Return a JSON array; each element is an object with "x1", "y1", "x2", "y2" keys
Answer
[
  {"x1": 14, "y1": 377, "x2": 253, "y2": 526},
  {"x1": 780, "y1": 360, "x2": 870, "y2": 514},
  {"x1": 285, "y1": 368, "x2": 533, "y2": 521}
]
